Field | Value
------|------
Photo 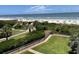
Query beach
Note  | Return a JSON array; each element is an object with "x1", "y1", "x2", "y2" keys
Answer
[
  {"x1": 0, "y1": 18, "x2": 79, "y2": 25},
  {"x1": 18, "y1": 18, "x2": 79, "y2": 25}
]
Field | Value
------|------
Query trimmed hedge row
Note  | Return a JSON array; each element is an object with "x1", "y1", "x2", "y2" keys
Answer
[{"x1": 0, "y1": 31, "x2": 45, "y2": 53}]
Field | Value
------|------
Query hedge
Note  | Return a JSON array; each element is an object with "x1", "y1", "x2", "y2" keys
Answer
[{"x1": 0, "y1": 31, "x2": 45, "y2": 53}]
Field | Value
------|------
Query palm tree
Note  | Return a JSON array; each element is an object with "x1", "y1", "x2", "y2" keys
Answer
[
  {"x1": 25, "y1": 23, "x2": 29, "y2": 30},
  {"x1": 28, "y1": 22, "x2": 33, "y2": 32},
  {"x1": 33, "y1": 21, "x2": 38, "y2": 30},
  {"x1": 28, "y1": 21, "x2": 37, "y2": 32},
  {"x1": 2, "y1": 24, "x2": 12, "y2": 40}
]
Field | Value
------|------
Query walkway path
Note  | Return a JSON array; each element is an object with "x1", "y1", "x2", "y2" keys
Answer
[
  {"x1": 3, "y1": 30, "x2": 51, "y2": 54},
  {"x1": 52, "y1": 34, "x2": 70, "y2": 37},
  {"x1": 16, "y1": 34, "x2": 52, "y2": 54},
  {"x1": 25, "y1": 34, "x2": 70, "y2": 49},
  {"x1": 28, "y1": 35, "x2": 52, "y2": 49},
  {"x1": 28, "y1": 49, "x2": 43, "y2": 54},
  {"x1": 0, "y1": 29, "x2": 29, "y2": 42},
  {"x1": 3, "y1": 30, "x2": 70, "y2": 54},
  {"x1": 16, "y1": 34, "x2": 70, "y2": 54}
]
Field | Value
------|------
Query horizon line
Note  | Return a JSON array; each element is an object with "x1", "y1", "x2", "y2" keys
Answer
[{"x1": 0, "y1": 11, "x2": 79, "y2": 15}]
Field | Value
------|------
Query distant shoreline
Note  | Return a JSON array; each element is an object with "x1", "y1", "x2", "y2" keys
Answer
[{"x1": 0, "y1": 18, "x2": 79, "y2": 25}]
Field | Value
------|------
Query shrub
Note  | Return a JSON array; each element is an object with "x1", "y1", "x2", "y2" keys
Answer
[
  {"x1": 0, "y1": 20, "x2": 17, "y2": 28},
  {"x1": 0, "y1": 31, "x2": 45, "y2": 53}
]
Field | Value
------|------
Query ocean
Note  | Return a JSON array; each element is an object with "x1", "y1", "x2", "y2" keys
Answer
[{"x1": 0, "y1": 12, "x2": 79, "y2": 20}]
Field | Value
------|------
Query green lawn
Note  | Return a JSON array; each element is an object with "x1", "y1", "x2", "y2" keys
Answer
[
  {"x1": 21, "y1": 51, "x2": 34, "y2": 54},
  {"x1": 12, "y1": 33, "x2": 26, "y2": 40},
  {"x1": 12, "y1": 29, "x2": 25, "y2": 35},
  {"x1": 33, "y1": 35, "x2": 71, "y2": 54},
  {"x1": 0, "y1": 29, "x2": 26, "y2": 39}
]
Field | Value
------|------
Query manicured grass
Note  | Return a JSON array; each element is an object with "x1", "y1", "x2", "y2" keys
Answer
[
  {"x1": 21, "y1": 51, "x2": 34, "y2": 54},
  {"x1": 12, "y1": 33, "x2": 26, "y2": 40},
  {"x1": 12, "y1": 29, "x2": 25, "y2": 35},
  {"x1": 33, "y1": 35, "x2": 71, "y2": 54}
]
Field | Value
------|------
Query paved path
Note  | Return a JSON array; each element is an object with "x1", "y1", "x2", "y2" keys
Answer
[
  {"x1": 28, "y1": 49, "x2": 43, "y2": 54},
  {"x1": 28, "y1": 34, "x2": 70, "y2": 49},
  {"x1": 3, "y1": 31, "x2": 70, "y2": 54},
  {"x1": 52, "y1": 34, "x2": 70, "y2": 37},
  {"x1": 0, "y1": 29, "x2": 29, "y2": 42},
  {"x1": 28, "y1": 35, "x2": 52, "y2": 49},
  {"x1": 3, "y1": 30, "x2": 51, "y2": 54},
  {"x1": 16, "y1": 34, "x2": 70, "y2": 54},
  {"x1": 16, "y1": 35, "x2": 52, "y2": 54}
]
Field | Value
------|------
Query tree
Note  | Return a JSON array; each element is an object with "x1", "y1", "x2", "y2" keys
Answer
[
  {"x1": 69, "y1": 34, "x2": 79, "y2": 54},
  {"x1": 33, "y1": 21, "x2": 39, "y2": 30},
  {"x1": 28, "y1": 22, "x2": 34, "y2": 32},
  {"x1": 2, "y1": 24, "x2": 12, "y2": 40},
  {"x1": 25, "y1": 23, "x2": 29, "y2": 30},
  {"x1": 33, "y1": 21, "x2": 38, "y2": 28}
]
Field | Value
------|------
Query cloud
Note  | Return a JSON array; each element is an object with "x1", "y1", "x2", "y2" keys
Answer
[
  {"x1": 25, "y1": 5, "x2": 53, "y2": 13},
  {"x1": 31, "y1": 5, "x2": 46, "y2": 11},
  {"x1": 31, "y1": 5, "x2": 52, "y2": 11}
]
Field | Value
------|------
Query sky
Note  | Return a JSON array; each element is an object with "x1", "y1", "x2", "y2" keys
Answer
[{"x1": 0, "y1": 5, "x2": 79, "y2": 15}]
